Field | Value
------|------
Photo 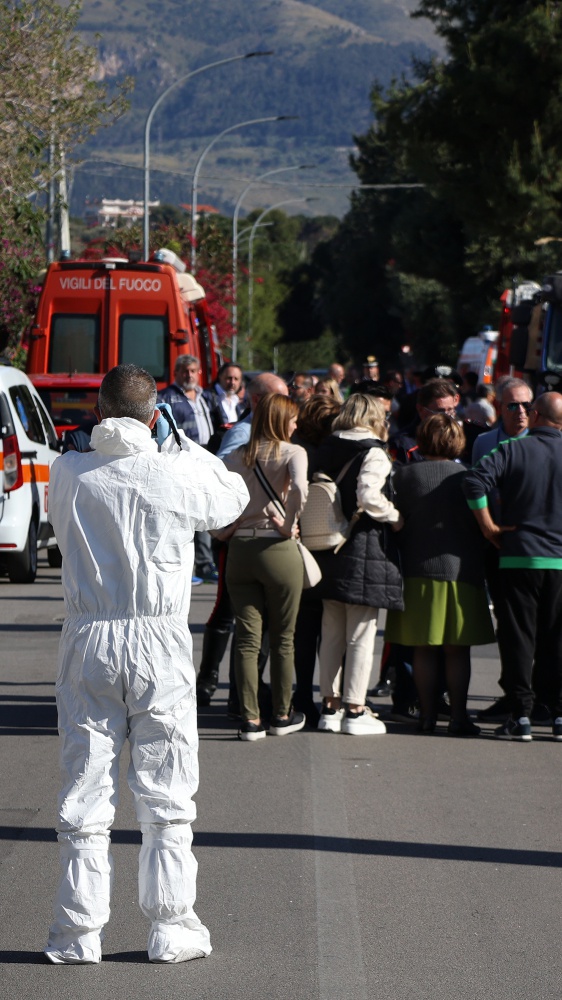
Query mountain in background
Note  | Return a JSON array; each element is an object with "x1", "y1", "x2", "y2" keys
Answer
[{"x1": 75, "y1": 0, "x2": 438, "y2": 219}]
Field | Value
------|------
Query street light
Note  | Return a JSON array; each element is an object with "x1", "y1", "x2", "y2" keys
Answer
[
  {"x1": 189, "y1": 115, "x2": 297, "y2": 271},
  {"x1": 142, "y1": 50, "x2": 273, "y2": 259},
  {"x1": 244, "y1": 198, "x2": 314, "y2": 360},
  {"x1": 231, "y1": 164, "x2": 315, "y2": 361},
  {"x1": 235, "y1": 222, "x2": 274, "y2": 367}
]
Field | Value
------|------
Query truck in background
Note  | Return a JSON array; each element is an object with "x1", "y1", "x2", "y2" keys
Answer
[
  {"x1": 26, "y1": 248, "x2": 221, "y2": 438},
  {"x1": 457, "y1": 281, "x2": 544, "y2": 391},
  {"x1": 494, "y1": 281, "x2": 542, "y2": 382},
  {"x1": 529, "y1": 273, "x2": 562, "y2": 391},
  {"x1": 491, "y1": 276, "x2": 562, "y2": 392}
]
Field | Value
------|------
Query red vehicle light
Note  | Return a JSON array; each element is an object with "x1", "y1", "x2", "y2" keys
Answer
[{"x1": 3, "y1": 433, "x2": 24, "y2": 491}]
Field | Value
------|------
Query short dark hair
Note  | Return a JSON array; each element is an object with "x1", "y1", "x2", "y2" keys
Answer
[
  {"x1": 417, "y1": 378, "x2": 458, "y2": 408},
  {"x1": 217, "y1": 362, "x2": 242, "y2": 379},
  {"x1": 98, "y1": 364, "x2": 157, "y2": 424},
  {"x1": 350, "y1": 380, "x2": 392, "y2": 400}
]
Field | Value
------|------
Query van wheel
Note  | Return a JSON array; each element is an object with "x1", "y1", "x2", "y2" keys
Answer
[
  {"x1": 8, "y1": 518, "x2": 38, "y2": 584},
  {"x1": 47, "y1": 545, "x2": 63, "y2": 568}
]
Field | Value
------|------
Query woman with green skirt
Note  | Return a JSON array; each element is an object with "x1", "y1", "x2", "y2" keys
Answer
[{"x1": 384, "y1": 413, "x2": 495, "y2": 735}]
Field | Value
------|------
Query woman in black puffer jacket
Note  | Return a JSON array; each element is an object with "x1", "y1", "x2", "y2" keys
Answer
[{"x1": 315, "y1": 394, "x2": 404, "y2": 736}]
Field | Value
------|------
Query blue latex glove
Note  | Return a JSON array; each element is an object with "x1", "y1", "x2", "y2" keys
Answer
[{"x1": 154, "y1": 403, "x2": 180, "y2": 447}]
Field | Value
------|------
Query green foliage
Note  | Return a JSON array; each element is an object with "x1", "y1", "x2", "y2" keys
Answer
[
  {"x1": 0, "y1": 0, "x2": 131, "y2": 225},
  {"x1": 0, "y1": 201, "x2": 45, "y2": 356},
  {"x1": 279, "y1": 1, "x2": 562, "y2": 367},
  {"x1": 0, "y1": 0, "x2": 132, "y2": 355},
  {"x1": 150, "y1": 204, "x2": 186, "y2": 227},
  {"x1": 383, "y1": 4, "x2": 562, "y2": 249},
  {"x1": 236, "y1": 209, "x2": 339, "y2": 369},
  {"x1": 275, "y1": 329, "x2": 343, "y2": 374}
]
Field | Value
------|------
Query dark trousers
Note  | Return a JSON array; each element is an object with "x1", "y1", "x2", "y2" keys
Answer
[
  {"x1": 497, "y1": 568, "x2": 562, "y2": 719},
  {"x1": 293, "y1": 593, "x2": 323, "y2": 718}
]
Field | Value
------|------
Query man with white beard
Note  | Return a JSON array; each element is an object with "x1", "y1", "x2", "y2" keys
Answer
[{"x1": 159, "y1": 354, "x2": 215, "y2": 446}]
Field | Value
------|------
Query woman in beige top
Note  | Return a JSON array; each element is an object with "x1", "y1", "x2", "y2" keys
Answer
[{"x1": 224, "y1": 393, "x2": 308, "y2": 740}]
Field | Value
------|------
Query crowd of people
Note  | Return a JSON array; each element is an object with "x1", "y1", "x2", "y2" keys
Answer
[
  {"x1": 43, "y1": 357, "x2": 562, "y2": 965},
  {"x1": 158, "y1": 355, "x2": 562, "y2": 746}
]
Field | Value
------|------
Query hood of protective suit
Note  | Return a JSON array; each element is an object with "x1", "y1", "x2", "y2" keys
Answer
[{"x1": 90, "y1": 417, "x2": 156, "y2": 455}]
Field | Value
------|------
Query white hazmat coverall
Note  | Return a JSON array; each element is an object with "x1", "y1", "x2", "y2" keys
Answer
[{"x1": 44, "y1": 417, "x2": 249, "y2": 964}]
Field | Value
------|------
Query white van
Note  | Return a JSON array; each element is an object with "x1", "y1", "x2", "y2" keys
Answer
[
  {"x1": 0, "y1": 361, "x2": 60, "y2": 582},
  {"x1": 457, "y1": 327, "x2": 499, "y2": 385}
]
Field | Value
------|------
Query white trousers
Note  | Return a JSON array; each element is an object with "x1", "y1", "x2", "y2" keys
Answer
[
  {"x1": 45, "y1": 615, "x2": 212, "y2": 964},
  {"x1": 318, "y1": 600, "x2": 379, "y2": 705}
]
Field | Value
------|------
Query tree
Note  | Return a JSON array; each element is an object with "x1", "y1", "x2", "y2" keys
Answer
[
  {"x1": 380, "y1": 2, "x2": 562, "y2": 247},
  {"x1": 0, "y1": 201, "x2": 44, "y2": 358},
  {"x1": 0, "y1": 0, "x2": 130, "y2": 221},
  {"x1": 0, "y1": 0, "x2": 131, "y2": 356},
  {"x1": 368, "y1": 3, "x2": 562, "y2": 333},
  {"x1": 280, "y1": 2, "x2": 562, "y2": 366}
]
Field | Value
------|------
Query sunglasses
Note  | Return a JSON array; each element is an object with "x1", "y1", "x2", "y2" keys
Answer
[
  {"x1": 505, "y1": 401, "x2": 532, "y2": 412},
  {"x1": 421, "y1": 405, "x2": 458, "y2": 418}
]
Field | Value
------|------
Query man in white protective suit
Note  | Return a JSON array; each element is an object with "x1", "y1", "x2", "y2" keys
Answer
[{"x1": 44, "y1": 364, "x2": 249, "y2": 965}]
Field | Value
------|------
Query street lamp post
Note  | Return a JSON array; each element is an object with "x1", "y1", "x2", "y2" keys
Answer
[
  {"x1": 189, "y1": 115, "x2": 296, "y2": 272},
  {"x1": 231, "y1": 163, "x2": 315, "y2": 362},
  {"x1": 142, "y1": 50, "x2": 273, "y2": 260},
  {"x1": 237, "y1": 222, "x2": 273, "y2": 367},
  {"x1": 245, "y1": 198, "x2": 311, "y2": 360}
]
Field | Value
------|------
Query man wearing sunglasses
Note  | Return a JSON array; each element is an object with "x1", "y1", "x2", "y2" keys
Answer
[
  {"x1": 464, "y1": 392, "x2": 562, "y2": 742},
  {"x1": 470, "y1": 377, "x2": 534, "y2": 723},
  {"x1": 471, "y1": 377, "x2": 533, "y2": 465},
  {"x1": 389, "y1": 377, "x2": 460, "y2": 464}
]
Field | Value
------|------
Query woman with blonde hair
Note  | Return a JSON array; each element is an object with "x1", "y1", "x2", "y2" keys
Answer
[
  {"x1": 223, "y1": 393, "x2": 309, "y2": 740},
  {"x1": 315, "y1": 393, "x2": 404, "y2": 735},
  {"x1": 314, "y1": 376, "x2": 344, "y2": 404},
  {"x1": 384, "y1": 413, "x2": 495, "y2": 734}
]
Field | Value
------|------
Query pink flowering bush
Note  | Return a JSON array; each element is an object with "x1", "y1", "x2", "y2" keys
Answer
[{"x1": 0, "y1": 205, "x2": 44, "y2": 364}]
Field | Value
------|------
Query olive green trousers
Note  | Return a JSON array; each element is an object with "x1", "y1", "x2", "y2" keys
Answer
[{"x1": 226, "y1": 536, "x2": 304, "y2": 721}]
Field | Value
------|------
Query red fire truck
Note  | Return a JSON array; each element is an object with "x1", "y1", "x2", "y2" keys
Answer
[
  {"x1": 495, "y1": 281, "x2": 542, "y2": 381},
  {"x1": 26, "y1": 248, "x2": 220, "y2": 438}
]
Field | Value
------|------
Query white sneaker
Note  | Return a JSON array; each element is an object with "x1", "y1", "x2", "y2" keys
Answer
[
  {"x1": 341, "y1": 706, "x2": 387, "y2": 736},
  {"x1": 318, "y1": 707, "x2": 345, "y2": 733}
]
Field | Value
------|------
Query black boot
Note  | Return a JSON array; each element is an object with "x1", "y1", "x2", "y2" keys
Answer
[{"x1": 196, "y1": 628, "x2": 231, "y2": 706}]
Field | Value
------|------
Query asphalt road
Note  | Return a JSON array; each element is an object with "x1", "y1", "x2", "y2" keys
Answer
[{"x1": 1, "y1": 556, "x2": 560, "y2": 1000}]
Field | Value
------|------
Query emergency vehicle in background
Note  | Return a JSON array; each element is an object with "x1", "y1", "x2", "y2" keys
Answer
[
  {"x1": 490, "y1": 277, "x2": 562, "y2": 390},
  {"x1": 457, "y1": 325, "x2": 499, "y2": 384},
  {"x1": 457, "y1": 280, "x2": 545, "y2": 389},
  {"x1": 0, "y1": 362, "x2": 60, "y2": 582},
  {"x1": 26, "y1": 248, "x2": 221, "y2": 438},
  {"x1": 494, "y1": 281, "x2": 542, "y2": 381}
]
